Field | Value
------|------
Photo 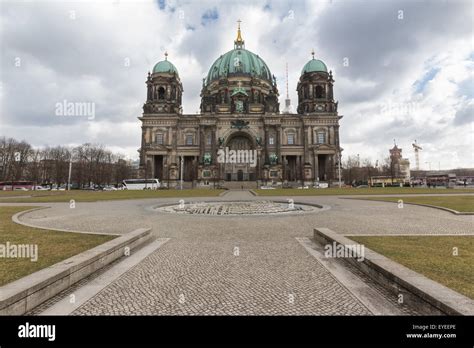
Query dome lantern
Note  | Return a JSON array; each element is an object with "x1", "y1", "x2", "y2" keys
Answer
[{"x1": 234, "y1": 19, "x2": 245, "y2": 49}]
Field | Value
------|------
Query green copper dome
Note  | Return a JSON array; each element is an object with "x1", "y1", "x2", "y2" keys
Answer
[
  {"x1": 301, "y1": 58, "x2": 328, "y2": 74},
  {"x1": 206, "y1": 48, "x2": 273, "y2": 85},
  {"x1": 153, "y1": 59, "x2": 179, "y2": 75}
]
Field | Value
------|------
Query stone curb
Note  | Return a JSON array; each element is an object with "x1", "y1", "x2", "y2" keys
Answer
[
  {"x1": 342, "y1": 197, "x2": 474, "y2": 215},
  {"x1": 0, "y1": 227, "x2": 152, "y2": 315},
  {"x1": 313, "y1": 227, "x2": 474, "y2": 315},
  {"x1": 12, "y1": 206, "x2": 122, "y2": 235}
]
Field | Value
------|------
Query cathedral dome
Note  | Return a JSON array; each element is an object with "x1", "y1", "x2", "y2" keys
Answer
[
  {"x1": 205, "y1": 48, "x2": 273, "y2": 85},
  {"x1": 301, "y1": 53, "x2": 328, "y2": 74},
  {"x1": 205, "y1": 21, "x2": 274, "y2": 86},
  {"x1": 153, "y1": 54, "x2": 179, "y2": 75}
]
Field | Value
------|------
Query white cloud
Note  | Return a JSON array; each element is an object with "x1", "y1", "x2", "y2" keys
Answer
[{"x1": 0, "y1": 0, "x2": 472, "y2": 168}]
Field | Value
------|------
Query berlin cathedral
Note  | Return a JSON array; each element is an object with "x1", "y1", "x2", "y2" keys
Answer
[{"x1": 139, "y1": 23, "x2": 342, "y2": 187}]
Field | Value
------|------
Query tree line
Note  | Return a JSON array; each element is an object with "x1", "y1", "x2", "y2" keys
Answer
[
  {"x1": 0, "y1": 137, "x2": 135, "y2": 187},
  {"x1": 341, "y1": 155, "x2": 394, "y2": 185}
]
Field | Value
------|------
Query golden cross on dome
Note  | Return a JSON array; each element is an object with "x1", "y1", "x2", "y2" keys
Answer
[
  {"x1": 311, "y1": 49, "x2": 315, "y2": 59},
  {"x1": 235, "y1": 19, "x2": 244, "y2": 47},
  {"x1": 164, "y1": 51, "x2": 168, "y2": 60}
]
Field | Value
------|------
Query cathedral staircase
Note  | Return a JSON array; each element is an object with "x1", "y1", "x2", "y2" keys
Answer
[{"x1": 222, "y1": 181, "x2": 259, "y2": 190}]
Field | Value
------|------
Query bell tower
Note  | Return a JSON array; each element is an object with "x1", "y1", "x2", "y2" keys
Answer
[
  {"x1": 297, "y1": 50, "x2": 336, "y2": 115},
  {"x1": 143, "y1": 52, "x2": 183, "y2": 115}
]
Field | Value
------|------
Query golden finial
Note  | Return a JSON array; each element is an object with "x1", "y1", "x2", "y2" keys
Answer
[
  {"x1": 311, "y1": 49, "x2": 315, "y2": 59},
  {"x1": 235, "y1": 19, "x2": 244, "y2": 47},
  {"x1": 164, "y1": 51, "x2": 168, "y2": 60}
]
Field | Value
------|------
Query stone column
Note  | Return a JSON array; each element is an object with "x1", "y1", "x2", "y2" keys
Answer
[
  {"x1": 276, "y1": 127, "x2": 281, "y2": 162},
  {"x1": 314, "y1": 154, "x2": 319, "y2": 181},
  {"x1": 296, "y1": 156, "x2": 301, "y2": 181},
  {"x1": 330, "y1": 126, "x2": 335, "y2": 145},
  {"x1": 163, "y1": 155, "x2": 168, "y2": 181},
  {"x1": 171, "y1": 126, "x2": 178, "y2": 166},
  {"x1": 140, "y1": 129, "x2": 146, "y2": 166},
  {"x1": 199, "y1": 126, "x2": 205, "y2": 160},
  {"x1": 303, "y1": 125, "x2": 309, "y2": 164},
  {"x1": 151, "y1": 155, "x2": 155, "y2": 178},
  {"x1": 300, "y1": 155, "x2": 304, "y2": 182},
  {"x1": 264, "y1": 126, "x2": 269, "y2": 164},
  {"x1": 145, "y1": 127, "x2": 150, "y2": 144},
  {"x1": 211, "y1": 127, "x2": 217, "y2": 164}
]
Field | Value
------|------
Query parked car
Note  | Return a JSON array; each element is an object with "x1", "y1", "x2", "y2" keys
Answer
[
  {"x1": 103, "y1": 186, "x2": 117, "y2": 191},
  {"x1": 314, "y1": 182, "x2": 329, "y2": 188},
  {"x1": 13, "y1": 187, "x2": 28, "y2": 191},
  {"x1": 82, "y1": 186, "x2": 96, "y2": 191}
]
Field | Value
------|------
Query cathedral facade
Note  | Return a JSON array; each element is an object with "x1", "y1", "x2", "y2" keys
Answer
[{"x1": 139, "y1": 24, "x2": 343, "y2": 187}]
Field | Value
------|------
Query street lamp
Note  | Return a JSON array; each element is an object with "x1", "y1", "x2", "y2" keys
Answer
[{"x1": 67, "y1": 148, "x2": 78, "y2": 191}]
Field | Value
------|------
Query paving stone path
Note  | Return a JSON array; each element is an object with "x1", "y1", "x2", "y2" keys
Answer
[{"x1": 5, "y1": 191, "x2": 472, "y2": 315}]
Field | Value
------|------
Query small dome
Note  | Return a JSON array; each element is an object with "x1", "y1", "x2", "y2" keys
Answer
[
  {"x1": 301, "y1": 58, "x2": 328, "y2": 74},
  {"x1": 152, "y1": 59, "x2": 179, "y2": 76}
]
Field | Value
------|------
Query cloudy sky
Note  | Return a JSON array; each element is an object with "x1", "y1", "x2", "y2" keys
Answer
[{"x1": 1, "y1": 0, "x2": 472, "y2": 169}]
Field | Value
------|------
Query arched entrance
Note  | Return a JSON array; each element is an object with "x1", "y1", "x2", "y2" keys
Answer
[
  {"x1": 223, "y1": 132, "x2": 257, "y2": 181},
  {"x1": 237, "y1": 170, "x2": 244, "y2": 181}
]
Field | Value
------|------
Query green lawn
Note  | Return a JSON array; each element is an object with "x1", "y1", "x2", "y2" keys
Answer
[
  {"x1": 0, "y1": 206, "x2": 115, "y2": 286},
  {"x1": 0, "y1": 189, "x2": 224, "y2": 203},
  {"x1": 358, "y1": 195, "x2": 474, "y2": 212},
  {"x1": 350, "y1": 236, "x2": 474, "y2": 299},
  {"x1": 254, "y1": 187, "x2": 474, "y2": 196}
]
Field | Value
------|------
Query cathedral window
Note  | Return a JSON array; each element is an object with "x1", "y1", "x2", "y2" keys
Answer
[
  {"x1": 186, "y1": 134, "x2": 193, "y2": 145},
  {"x1": 315, "y1": 85, "x2": 324, "y2": 99},
  {"x1": 156, "y1": 133, "x2": 164, "y2": 145},
  {"x1": 287, "y1": 134, "x2": 295, "y2": 145},
  {"x1": 158, "y1": 87, "x2": 165, "y2": 100},
  {"x1": 317, "y1": 131, "x2": 325, "y2": 144},
  {"x1": 207, "y1": 134, "x2": 212, "y2": 145},
  {"x1": 269, "y1": 136, "x2": 274, "y2": 145}
]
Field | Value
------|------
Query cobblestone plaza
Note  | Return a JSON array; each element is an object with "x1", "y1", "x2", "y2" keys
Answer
[{"x1": 10, "y1": 191, "x2": 473, "y2": 316}]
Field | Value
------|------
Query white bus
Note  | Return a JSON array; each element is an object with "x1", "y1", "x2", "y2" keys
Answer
[{"x1": 122, "y1": 179, "x2": 160, "y2": 190}]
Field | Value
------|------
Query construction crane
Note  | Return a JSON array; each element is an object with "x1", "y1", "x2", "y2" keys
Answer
[{"x1": 412, "y1": 140, "x2": 422, "y2": 170}]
